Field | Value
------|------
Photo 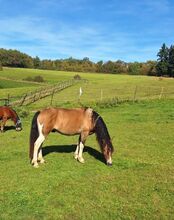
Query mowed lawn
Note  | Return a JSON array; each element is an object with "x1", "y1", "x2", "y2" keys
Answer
[{"x1": 0, "y1": 99, "x2": 173, "y2": 219}]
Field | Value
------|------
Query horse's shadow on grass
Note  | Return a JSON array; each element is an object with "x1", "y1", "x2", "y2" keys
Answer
[
  {"x1": 3, "y1": 126, "x2": 16, "y2": 132},
  {"x1": 42, "y1": 145, "x2": 105, "y2": 164}
]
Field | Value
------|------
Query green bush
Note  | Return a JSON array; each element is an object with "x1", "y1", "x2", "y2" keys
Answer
[
  {"x1": 23, "y1": 75, "x2": 45, "y2": 83},
  {"x1": 74, "y1": 74, "x2": 81, "y2": 80}
]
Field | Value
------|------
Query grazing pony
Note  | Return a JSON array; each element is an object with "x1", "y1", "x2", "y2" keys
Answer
[
  {"x1": 29, "y1": 107, "x2": 114, "y2": 168},
  {"x1": 0, "y1": 106, "x2": 22, "y2": 132}
]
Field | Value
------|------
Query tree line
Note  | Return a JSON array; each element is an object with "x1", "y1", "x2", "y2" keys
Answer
[{"x1": 0, "y1": 44, "x2": 173, "y2": 77}]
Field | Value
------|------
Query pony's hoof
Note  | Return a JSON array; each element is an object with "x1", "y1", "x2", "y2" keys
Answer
[
  {"x1": 39, "y1": 159, "x2": 45, "y2": 164},
  {"x1": 33, "y1": 164, "x2": 39, "y2": 168},
  {"x1": 33, "y1": 163, "x2": 39, "y2": 168},
  {"x1": 74, "y1": 154, "x2": 78, "y2": 160},
  {"x1": 78, "y1": 157, "x2": 85, "y2": 164},
  {"x1": 107, "y1": 162, "x2": 112, "y2": 166}
]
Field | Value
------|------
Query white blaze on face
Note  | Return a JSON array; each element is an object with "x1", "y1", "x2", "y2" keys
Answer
[{"x1": 107, "y1": 156, "x2": 112, "y2": 164}]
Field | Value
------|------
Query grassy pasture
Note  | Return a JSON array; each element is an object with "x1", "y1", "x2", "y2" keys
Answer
[
  {"x1": 0, "y1": 67, "x2": 173, "y2": 107},
  {"x1": 0, "y1": 67, "x2": 75, "y2": 84},
  {"x1": 0, "y1": 100, "x2": 173, "y2": 219},
  {"x1": 0, "y1": 67, "x2": 174, "y2": 219},
  {"x1": 0, "y1": 78, "x2": 39, "y2": 89}
]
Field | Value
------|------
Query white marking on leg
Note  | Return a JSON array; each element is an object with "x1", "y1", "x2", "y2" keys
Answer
[
  {"x1": 38, "y1": 148, "x2": 45, "y2": 164},
  {"x1": 78, "y1": 142, "x2": 85, "y2": 163},
  {"x1": 74, "y1": 144, "x2": 79, "y2": 160},
  {"x1": 32, "y1": 122, "x2": 45, "y2": 168}
]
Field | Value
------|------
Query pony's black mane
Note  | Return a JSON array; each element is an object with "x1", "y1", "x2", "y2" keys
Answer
[
  {"x1": 11, "y1": 108, "x2": 20, "y2": 120},
  {"x1": 92, "y1": 111, "x2": 114, "y2": 153}
]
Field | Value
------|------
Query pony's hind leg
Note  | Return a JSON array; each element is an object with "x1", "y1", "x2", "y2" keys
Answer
[
  {"x1": 38, "y1": 146, "x2": 45, "y2": 164},
  {"x1": 32, "y1": 123, "x2": 45, "y2": 168},
  {"x1": 32, "y1": 134, "x2": 45, "y2": 168}
]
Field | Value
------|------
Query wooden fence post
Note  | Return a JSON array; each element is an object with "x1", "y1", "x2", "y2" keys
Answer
[
  {"x1": 7, "y1": 94, "x2": 10, "y2": 105},
  {"x1": 9, "y1": 79, "x2": 81, "y2": 106},
  {"x1": 20, "y1": 94, "x2": 27, "y2": 106},
  {"x1": 100, "y1": 89, "x2": 103, "y2": 101},
  {"x1": 159, "y1": 87, "x2": 164, "y2": 99},
  {"x1": 50, "y1": 89, "x2": 55, "y2": 106},
  {"x1": 133, "y1": 86, "x2": 138, "y2": 102}
]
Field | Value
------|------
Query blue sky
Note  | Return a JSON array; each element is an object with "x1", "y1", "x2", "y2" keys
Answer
[{"x1": 0, "y1": 0, "x2": 174, "y2": 62}]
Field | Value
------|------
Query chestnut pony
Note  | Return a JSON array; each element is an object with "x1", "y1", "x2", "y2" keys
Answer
[
  {"x1": 29, "y1": 107, "x2": 114, "y2": 168},
  {"x1": 0, "y1": 106, "x2": 22, "y2": 132}
]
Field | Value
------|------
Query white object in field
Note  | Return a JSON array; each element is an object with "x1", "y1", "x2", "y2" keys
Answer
[{"x1": 79, "y1": 87, "x2": 83, "y2": 96}]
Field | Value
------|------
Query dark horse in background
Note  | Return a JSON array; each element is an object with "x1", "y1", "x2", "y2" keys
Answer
[
  {"x1": 0, "y1": 106, "x2": 22, "y2": 132},
  {"x1": 29, "y1": 107, "x2": 114, "y2": 168}
]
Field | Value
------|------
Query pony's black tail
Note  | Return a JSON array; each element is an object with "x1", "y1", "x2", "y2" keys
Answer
[
  {"x1": 92, "y1": 111, "x2": 114, "y2": 153},
  {"x1": 29, "y1": 111, "x2": 40, "y2": 160}
]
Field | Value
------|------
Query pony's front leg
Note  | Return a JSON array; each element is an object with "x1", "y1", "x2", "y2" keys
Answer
[
  {"x1": 0, "y1": 118, "x2": 7, "y2": 132},
  {"x1": 74, "y1": 143, "x2": 79, "y2": 160},
  {"x1": 77, "y1": 132, "x2": 88, "y2": 163},
  {"x1": 0, "y1": 124, "x2": 4, "y2": 132},
  {"x1": 78, "y1": 142, "x2": 85, "y2": 163},
  {"x1": 32, "y1": 134, "x2": 45, "y2": 168}
]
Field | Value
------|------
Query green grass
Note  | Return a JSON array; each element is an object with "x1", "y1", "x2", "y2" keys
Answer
[
  {"x1": 0, "y1": 99, "x2": 174, "y2": 219},
  {"x1": 0, "y1": 78, "x2": 39, "y2": 89},
  {"x1": 0, "y1": 67, "x2": 174, "y2": 219}
]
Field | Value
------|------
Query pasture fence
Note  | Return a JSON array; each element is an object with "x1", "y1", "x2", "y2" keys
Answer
[
  {"x1": 0, "y1": 78, "x2": 88, "y2": 107},
  {"x1": 48, "y1": 85, "x2": 174, "y2": 106},
  {"x1": 0, "y1": 84, "x2": 173, "y2": 107}
]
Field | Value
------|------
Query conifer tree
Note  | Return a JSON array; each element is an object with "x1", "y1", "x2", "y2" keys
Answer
[
  {"x1": 156, "y1": 43, "x2": 169, "y2": 76},
  {"x1": 168, "y1": 45, "x2": 174, "y2": 77}
]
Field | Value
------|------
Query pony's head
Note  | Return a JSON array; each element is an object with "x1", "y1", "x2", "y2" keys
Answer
[
  {"x1": 15, "y1": 119, "x2": 22, "y2": 131},
  {"x1": 102, "y1": 141, "x2": 113, "y2": 166},
  {"x1": 92, "y1": 111, "x2": 114, "y2": 166},
  {"x1": 11, "y1": 108, "x2": 22, "y2": 131}
]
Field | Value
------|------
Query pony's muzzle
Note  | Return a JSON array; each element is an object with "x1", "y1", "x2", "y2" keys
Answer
[
  {"x1": 107, "y1": 162, "x2": 112, "y2": 166},
  {"x1": 106, "y1": 156, "x2": 112, "y2": 166},
  {"x1": 16, "y1": 127, "x2": 22, "y2": 131}
]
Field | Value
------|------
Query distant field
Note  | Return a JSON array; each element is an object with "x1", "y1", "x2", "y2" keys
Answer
[
  {"x1": 0, "y1": 67, "x2": 75, "y2": 83},
  {"x1": 0, "y1": 67, "x2": 174, "y2": 219},
  {"x1": 0, "y1": 67, "x2": 173, "y2": 107},
  {"x1": 0, "y1": 78, "x2": 36, "y2": 89}
]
